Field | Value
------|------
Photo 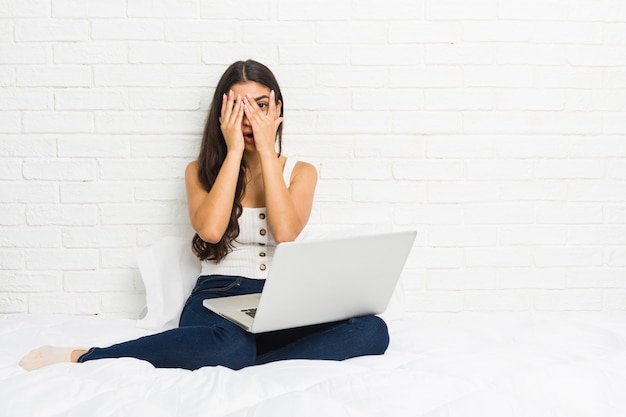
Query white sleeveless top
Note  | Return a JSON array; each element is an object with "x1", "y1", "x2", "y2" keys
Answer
[{"x1": 200, "y1": 158, "x2": 298, "y2": 280}]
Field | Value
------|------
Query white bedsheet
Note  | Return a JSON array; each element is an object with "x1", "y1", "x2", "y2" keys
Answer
[{"x1": 3, "y1": 312, "x2": 626, "y2": 417}]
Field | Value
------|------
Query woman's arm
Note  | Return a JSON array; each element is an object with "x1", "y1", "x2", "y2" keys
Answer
[
  {"x1": 186, "y1": 91, "x2": 245, "y2": 243},
  {"x1": 261, "y1": 157, "x2": 317, "y2": 243},
  {"x1": 185, "y1": 155, "x2": 241, "y2": 243},
  {"x1": 243, "y1": 91, "x2": 317, "y2": 242}
]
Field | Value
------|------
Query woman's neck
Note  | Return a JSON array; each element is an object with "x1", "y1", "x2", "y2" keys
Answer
[
  {"x1": 241, "y1": 150, "x2": 283, "y2": 208},
  {"x1": 241, "y1": 151, "x2": 264, "y2": 208},
  {"x1": 243, "y1": 151, "x2": 261, "y2": 174},
  {"x1": 243, "y1": 149, "x2": 280, "y2": 177}
]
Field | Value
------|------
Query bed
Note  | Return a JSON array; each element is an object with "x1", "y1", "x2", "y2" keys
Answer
[{"x1": 3, "y1": 235, "x2": 626, "y2": 417}]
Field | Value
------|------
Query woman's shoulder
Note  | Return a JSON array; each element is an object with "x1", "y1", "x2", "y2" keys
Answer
[
  {"x1": 185, "y1": 161, "x2": 203, "y2": 190},
  {"x1": 186, "y1": 160, "x2": 199, "y2": 172},
  {"x1": 286, "y1": 157, "x2": 317, "y2": 183},
  {"x1": 284, "y1": 156, "x2": 316, "y2": 173},
  {"x1": 185, "y1": 160, "x2": 199, "y2": 179}
]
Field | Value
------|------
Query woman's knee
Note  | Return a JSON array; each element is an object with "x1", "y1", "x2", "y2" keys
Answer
[
  {"x1": 213, "y1": 325, "x2": 257, "y2": 370},
  {"x1": 186, "y1": 324, "x2": 256, "y2": 370},
  {"x1": 348, "y1": 315, "x2": 390, "y2": 355}
]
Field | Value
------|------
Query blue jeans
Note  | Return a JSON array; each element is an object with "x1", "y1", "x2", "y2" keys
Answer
[{"x1": 78, "y1": 275, "x2": 390, "y2": 370}]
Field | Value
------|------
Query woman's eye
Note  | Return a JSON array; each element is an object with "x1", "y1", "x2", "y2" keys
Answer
[{"x1": 257, "y1": 102, "x2": 268, "y2": 109}]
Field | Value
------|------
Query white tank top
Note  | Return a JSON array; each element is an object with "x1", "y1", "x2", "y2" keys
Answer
[{"x1": 200, "y1": 158, "x2": 298, "y2": 279}]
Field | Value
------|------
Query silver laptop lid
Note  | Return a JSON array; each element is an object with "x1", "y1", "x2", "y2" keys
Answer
[{"x1": 249, "y1": 231, "x2": 416, "y2": 333}]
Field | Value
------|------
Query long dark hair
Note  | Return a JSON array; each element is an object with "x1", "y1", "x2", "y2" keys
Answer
[{"x1": 192, "y1": 60, "x2": 284, "y2": 262}]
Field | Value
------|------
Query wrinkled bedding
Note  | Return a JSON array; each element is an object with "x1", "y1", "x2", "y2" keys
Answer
[{"x1": 3, "y1": 312, "x2": 626, "y2": 417}]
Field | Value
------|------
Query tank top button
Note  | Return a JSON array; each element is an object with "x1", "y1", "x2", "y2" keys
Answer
[
  {"x1": 259, "y1": 213, "x2": 266, "y2": 220},
  {"x1": 259, "y1": 228, "x2": 267, "y2": 236},
  {"x1": 259, "y1": 264, "x2": 266, "y2": 271},
  {"x1": 259, "y1": 251, "x2": 266, "y2": 257}
]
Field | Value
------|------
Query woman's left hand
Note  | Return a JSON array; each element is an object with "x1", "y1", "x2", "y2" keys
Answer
[{"x1": 243, "y1": 90, "x2": 283, "y2": 154}]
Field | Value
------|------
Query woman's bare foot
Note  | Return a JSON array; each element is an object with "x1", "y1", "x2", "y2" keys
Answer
[
  {"x1": 71, "y1": 349, "x2": 88, "y2": 363},
  {"x1": 19, "y1": 346, "x2": 87, "y2": 371}
]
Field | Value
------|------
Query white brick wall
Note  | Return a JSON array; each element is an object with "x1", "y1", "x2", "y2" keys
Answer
[{"x1": 1, "y1": 0, "x2": 626, "y2": 317}]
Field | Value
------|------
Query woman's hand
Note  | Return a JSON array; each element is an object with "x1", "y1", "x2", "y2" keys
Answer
[
  {"x1": 219, "y1": 90, "x2": 245, "y2": 154},
  {"x1": 243, "y1": 90, "x2": 283, "y2": 155}
]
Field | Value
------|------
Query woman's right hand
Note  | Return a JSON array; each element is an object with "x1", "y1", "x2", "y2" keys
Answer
[{"x1": 219, "y1": 90, "x2": 245, "y2": 154}]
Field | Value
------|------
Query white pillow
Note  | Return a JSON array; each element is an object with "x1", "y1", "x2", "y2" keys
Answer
[
  {"x1": 136, "y1": 236, "x2": 200, "y2": 330},
  {"x1": 135, "y1": 226, "x2": 406, "y2": 330}
]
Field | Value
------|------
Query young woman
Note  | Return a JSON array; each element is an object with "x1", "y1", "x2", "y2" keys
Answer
[{"x1": 20, "y1": 60, "x2": 389, "y2": 371}]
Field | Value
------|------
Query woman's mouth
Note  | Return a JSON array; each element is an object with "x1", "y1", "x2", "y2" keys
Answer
[{"x1": 243, "y1": 132, "x2": 254, "y2": 144}]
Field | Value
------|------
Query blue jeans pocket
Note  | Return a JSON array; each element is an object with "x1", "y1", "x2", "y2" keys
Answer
[
  {"x1": 191, "y1": 275, "x2": 241, "y2": 295},
  {"x1": 185, "y1": 275, "x2": 265, "y2": 308}
]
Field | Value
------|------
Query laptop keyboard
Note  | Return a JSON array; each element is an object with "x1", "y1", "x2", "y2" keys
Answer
[{"x1": 241, "y1": 308, "x2": 257, "y2": 318}]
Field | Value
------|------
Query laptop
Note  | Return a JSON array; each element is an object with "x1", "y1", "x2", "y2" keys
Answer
[{"x1": 202, "y1": 230, "x2": 416, "y2": 333}]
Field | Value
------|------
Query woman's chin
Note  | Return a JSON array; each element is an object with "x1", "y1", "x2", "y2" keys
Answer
[{"x1": 244, "y1": 140, "x2": 256, "y2": 152}]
